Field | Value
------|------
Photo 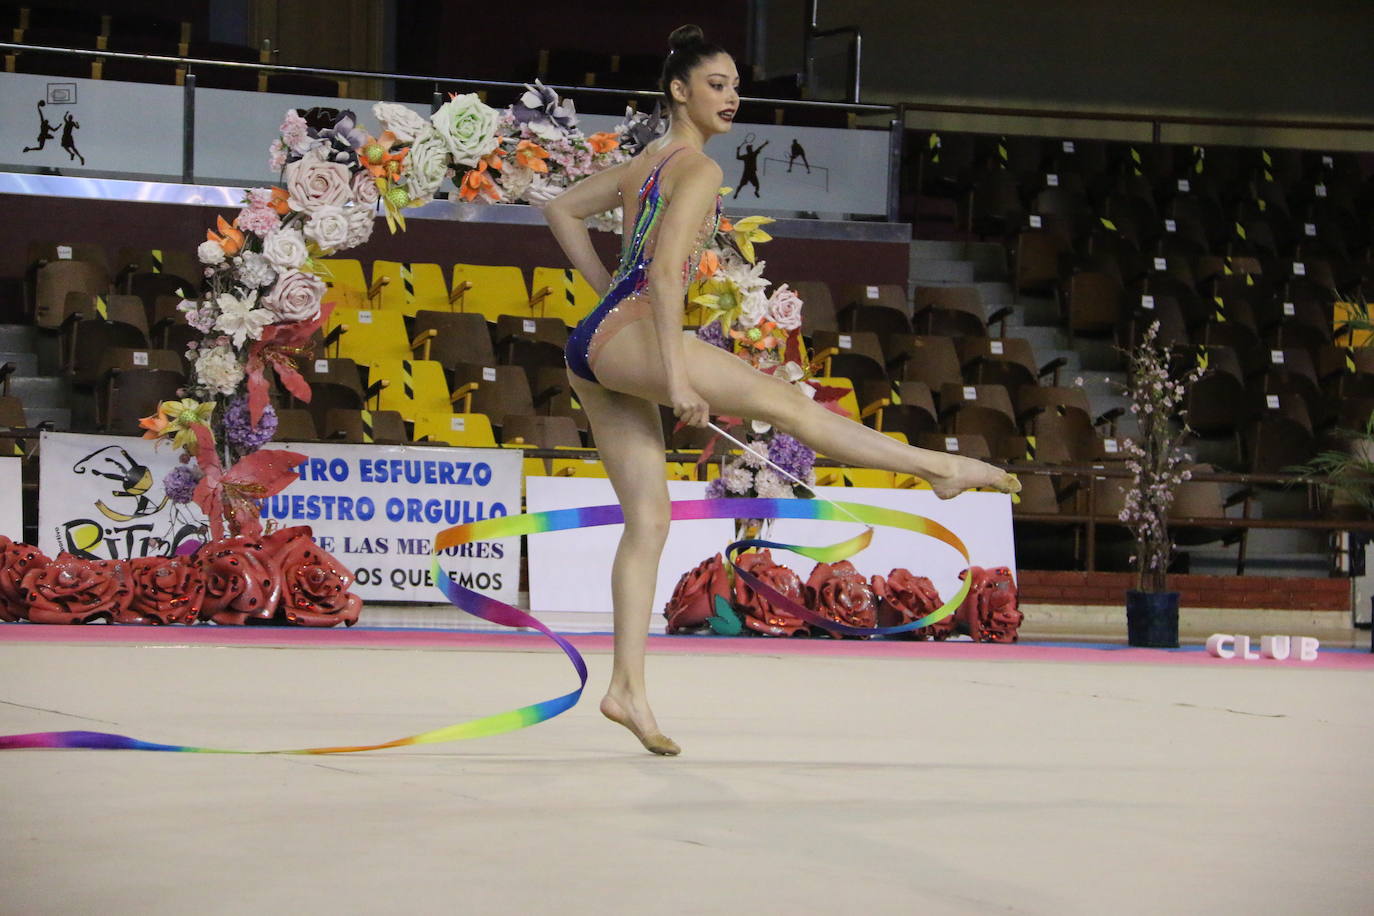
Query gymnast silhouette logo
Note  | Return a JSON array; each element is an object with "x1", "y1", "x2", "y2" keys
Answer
[
  {"x1": 21, "y1": 98, "x2": 85, "y2": 165},
  {"x1": 733, "y1": 134, "x2": 768, "y2": 198}
]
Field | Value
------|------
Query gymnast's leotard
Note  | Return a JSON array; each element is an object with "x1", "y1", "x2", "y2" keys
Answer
[{"x1": 565, "y1": 147, "x2": 723, "y2": 385}]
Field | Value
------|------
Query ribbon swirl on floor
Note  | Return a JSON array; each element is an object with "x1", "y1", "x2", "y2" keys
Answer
[{"x1": 0, "y1": 497, "x2": 970, "y2": 754}]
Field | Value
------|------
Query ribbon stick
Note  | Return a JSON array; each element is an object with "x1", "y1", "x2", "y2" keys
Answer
[{"x1": 0, "y1": 498, "x2": 973, "y2": 754}]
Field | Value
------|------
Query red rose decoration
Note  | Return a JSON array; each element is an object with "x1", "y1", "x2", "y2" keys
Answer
[
  {"x1": 805, "y1": 560, "x2": 877, "y2": 635},
  {"x1": 262, "y1": 526, "x2": 361, "y2": 627},
  {"x1": 871, "y1": 568, "x2": 953, "y2": 640},
  {"x1": 955, "y1": 566, "x2": 1022, "y2": 643},
  {"x1": 663, "y1": 553, "x2": 730, "y2": 634},
  {"x1": 0, "y1": 537, "x2": 49, "y2": 622},
  {"x1": 121, "y1": 556, "x2": 206, "y2": 625},
  {"x1": 732, "y1": 549, "x2": 808, "y2": 637},
  {"x1": 198, "y1": 537, "x2": 283, "y2": 625},
  {"x1": 21, "y1": 553, "x2": 134, "y2": 624}
]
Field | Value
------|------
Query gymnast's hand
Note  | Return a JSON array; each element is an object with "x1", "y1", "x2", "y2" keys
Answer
[{"x1": 670, "y1": 379, "x2": 710, "y2": 428}]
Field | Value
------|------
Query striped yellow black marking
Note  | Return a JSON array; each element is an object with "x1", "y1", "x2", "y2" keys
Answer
[
  {"x1": 360, "y1": 409, "x2": 375, "y2": 443},
  {"x1": 401, "y1": 360, "x2": 414, "y2": 401},
  {"x1": 150, "y1": 249, "x2": 163, "y2": 273}
]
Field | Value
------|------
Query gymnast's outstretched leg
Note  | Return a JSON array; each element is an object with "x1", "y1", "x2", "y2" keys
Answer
[
  {"x1": 591, "y1": 324, "x2": 1020, "y2": 499},
  {"x1": 567, "y1": 369, "x2": 682, "y2": 756}
]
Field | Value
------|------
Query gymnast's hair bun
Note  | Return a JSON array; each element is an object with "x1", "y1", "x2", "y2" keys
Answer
[{"x1": 669, "y1": 24, "x2": 706, "y2": 52}]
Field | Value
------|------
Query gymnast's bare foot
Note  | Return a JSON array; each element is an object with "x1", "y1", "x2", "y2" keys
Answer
[
  {"x1": 600, "y1": 692, "x2": 680, "y2": 756},
  {"x1": 927, "y1": 453, "x2": 1022, "y2": 501}
]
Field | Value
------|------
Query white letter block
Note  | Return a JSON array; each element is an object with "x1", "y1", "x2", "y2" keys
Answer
[
  {"x1": 1296, "y1": 637, "x2": 1320, "y2": 661},
  {"x1": 1205, "y1": 633, "x2": 1235, "y2": 659},
  {"x1": 1260, "y1": 635, "x2": 1290, "y2": 660},
  {"x1": 1235, "y1": 635, "x2": 1260, "y2": 660}
]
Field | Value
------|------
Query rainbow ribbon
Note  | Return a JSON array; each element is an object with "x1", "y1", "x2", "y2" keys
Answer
[{"x1": 0, "y1": 498, "x2": 970, "y2": 754}]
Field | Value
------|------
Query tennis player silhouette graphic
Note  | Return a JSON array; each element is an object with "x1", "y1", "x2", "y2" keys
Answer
[{"x1": 733, "y1": 135, "x2": 767, "y2": 198}]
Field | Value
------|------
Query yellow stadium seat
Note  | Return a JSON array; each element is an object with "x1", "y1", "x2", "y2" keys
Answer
[
  {"x1": 323, "y1": 307, "x2": 422, "y2": 364},
  {"x1": 411, "y1": 411, "x2": 497, "y2": 448},
  {"x1": 550, "y1": 446, "x2": 609, "y2": 477},
  {"x1": 814, "y1": 467, "x2": 895, "y2": 488},
  {"x1": 367, "y1": 358, "x2": 458, "y2": 421},
  {"x1": 531, "y1": 267, "x2": 600, "y2": 327},
  {"x1": 808, "y1": 376, "x2": 860, "y2": 421},
  {"x1": 451, "y1": 264, "x2": 535, "y2": 323},
  {"x1": 882, "y1": 430, "x2": 909, "y2": 445},
  {"x1": 665, "y1": 460, "x2": 698, "y2": 481},
  {"x1": 317, "y1": 259, "x2": 385, "y2": 309},
  {"x1": 371, "y1": 261, "x2": 458, "y2": 316}
]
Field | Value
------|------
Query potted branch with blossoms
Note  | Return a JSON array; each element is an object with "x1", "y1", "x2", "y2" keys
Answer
[{"x1": 1117, "y1": 320, "x2": 1207, "y2": 647}]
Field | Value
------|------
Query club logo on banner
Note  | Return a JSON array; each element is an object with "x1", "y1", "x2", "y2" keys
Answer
[{"x1": 37, "y1": 432, "x2": 522, "y2": 603}]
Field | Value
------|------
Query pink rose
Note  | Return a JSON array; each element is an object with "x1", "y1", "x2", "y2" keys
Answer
[
  {"x1": 264, "y1": 269, "x2": 326, "y2": 323},
  {"x1": 767, "y1": 284, "x2": 804, "y2": 331},
  {"x1": 284, "y1": 148, "x2": 353, "y2": 213},
  {"x1": 351, "y1": 171, "x2": 379, "y2": 206}
]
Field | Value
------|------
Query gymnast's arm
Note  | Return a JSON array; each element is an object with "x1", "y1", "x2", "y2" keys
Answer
[
  {"x1": 646, "y1": 155, "x2": 723, "y2": 426},
  {"x1": 543, "y1": 163, "x2": 626, "y2": 297}
]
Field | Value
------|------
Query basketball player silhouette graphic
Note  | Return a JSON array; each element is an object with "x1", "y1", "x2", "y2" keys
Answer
[{"x1": 22, "y1": 100, "x2": 57, "y2": 153}]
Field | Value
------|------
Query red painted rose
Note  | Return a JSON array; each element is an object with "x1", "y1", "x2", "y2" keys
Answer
[
  {"x1": 261, "y1": 526, "x2": 361, "y2": 627},
  {"x1": 198, "y1": 537, "x2": 282, "y2": 625},
  {"x1": 0, "y1": 536, "x2": 49, "y2": 622},
  {"x1": 732, "y1": 549, "x2": 809, "y2": 637},
  {"x1": 663, "y1": 553, "x2": 730, "y2": 634},
  {"x1": 955, "y1": 566, "x2": 1022, "y2": 643},
  {"x1": 805, "y1": 560, "x2": 877, "y2": 634},
  {"x1": 872, "y1": 568, "x2": 952, "y2": 639},
  {"x1": 22, "y1": 553, "x2": 134, "y2": 624},
  {"x1": 122, "y1": 555, "x2": 206, "y2": 625}
]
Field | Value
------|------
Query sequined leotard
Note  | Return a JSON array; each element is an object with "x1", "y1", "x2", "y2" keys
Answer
[{"x1": 565, "y1": 147, "x2": 723, "y2": 384}]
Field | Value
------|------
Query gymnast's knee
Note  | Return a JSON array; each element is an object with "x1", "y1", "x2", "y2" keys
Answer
[{"x1": 622, "y1": 504, "x2": 670, "y2": 545}]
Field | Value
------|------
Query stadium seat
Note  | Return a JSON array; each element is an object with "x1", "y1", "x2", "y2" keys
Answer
[
  {"x1": 530, "y1": 267, "x2": 600, "y2": 326},
  {"x1": 411, "y1": 412, "x2": 497, "y2": 448},
  {"x1": 371, "y1": 260, "x2": 459, "y2": 316},
  {"x1": 451, "y1": 264, "x2": 538, "y2": 323}
]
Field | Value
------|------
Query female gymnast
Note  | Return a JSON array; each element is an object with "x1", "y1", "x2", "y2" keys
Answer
[{"x1": 544, "y1": 24, "x2": 1020, "y2": 756}]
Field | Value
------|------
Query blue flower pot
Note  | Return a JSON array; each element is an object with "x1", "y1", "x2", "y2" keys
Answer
[{"x1": 1125, "y1": 590, "x2": 1180, "y2": 648}]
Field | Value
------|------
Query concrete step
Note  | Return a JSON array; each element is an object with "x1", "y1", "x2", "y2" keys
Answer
[
  {"x1": 909, "y1": 239, "x2": 966, "y2": 261},
  {"x1": 966, "y1": 242, "x2": 1009, "y2": 280},
  {"x1": 0, "y1": 352, "x2": 39, "y2": 377},
  {"x1": 6, "y1": 376, "x2": 70, "y2": 410},
  {"x1": 0, "y1": 324, "x2": 39, "y2": 352},
  {"x1": 909, "y1": 259, "x2": 976, "y2": 284}
]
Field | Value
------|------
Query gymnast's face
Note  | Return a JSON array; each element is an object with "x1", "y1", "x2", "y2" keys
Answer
[{"x1": 671, "y1": 53, "x2": 740, "y2": 137}]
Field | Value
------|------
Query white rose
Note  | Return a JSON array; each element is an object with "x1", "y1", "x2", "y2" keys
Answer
[
  {"x1": 766, "y1": 283, "x2": 804, "y2": 331},
  {"x1": 522, "y1": 173, "x2": 564, "y2": 205},
  {"x1": 350, "y1": 170, "x2": 379, "y2": 206},
  {"x1": 194, "y1": 346, "x2": 245, "y2": 397},
  {"x1": 738, "y1": 289, "x2": 770, "y2": 329},
  {"x1": 500, "y1": 161, "x2": 536, "y2": 200},
  {"x1": 284, "y1": 146, "x2": 353, "y2": 213},
  {"x1": 345, "y1": 206, "x2": 375, "y2": 248},
  {"x1": 236, "y1": 250, "x2": 277, "y2": 289},
  {"x1": 197, "y1": 240, "x2": 226, "y2": 265},
  {"x1": 303, "y1": 205, "x2": 351, "y2": 253},
  {"x1": 431, "y1": 93, "x2": 500, "y2": 168},
  {"x1": 262, "y1": 228, "x2": 308, "y2": 271},
  {"x1": 401, "y1": 129, "x2": 450, "y2": 200},
  {"x1": 264, "y1": 269, "x2": 326, "y2": 323},
  {"x1": 371, "y1": 101, "x2": 428, "y2": 144}
]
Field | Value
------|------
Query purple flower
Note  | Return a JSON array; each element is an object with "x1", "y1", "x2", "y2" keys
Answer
[
  {"x1": 695, "y1": 321, "x2": 731, "y2": 350},
  {"x1": 705, "y1": 478, "x2": 726, "y2": 499},
  {"x1": 512, "y1": 80, "x2": 578, "y2": 132},
  {"x1": 224, "y1": 396, "x2": 278, "y2": 451},
  {"x1": 768, "y1": 432, "x2": 814, "y2": 479},
  {"x1": 163, "y1": 465, "x2": 201, "y2": 504}
]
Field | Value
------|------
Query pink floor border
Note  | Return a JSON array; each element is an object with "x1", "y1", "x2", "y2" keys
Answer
[{"x1": 2, "y1": 624, "x2": 1370, "y2": 670}]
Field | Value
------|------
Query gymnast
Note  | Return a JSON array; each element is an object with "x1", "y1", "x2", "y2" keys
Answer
[{"x1": 544, "y1": 24, "x2": 1020, "y2": 755}]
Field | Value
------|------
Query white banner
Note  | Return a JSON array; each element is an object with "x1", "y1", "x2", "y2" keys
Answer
[
  {"x1": 36, "y1": 432, "x2": 521, "y2": 604},
  {"x1": 525, "y1": 477, "x2": 1015, "y2": 616},
  {"x1": 0, "y1": 457, "x2": 22, "y2": 540},
  {"x1": 0, "y1": 73, "x2": 183, "y2": 178}
]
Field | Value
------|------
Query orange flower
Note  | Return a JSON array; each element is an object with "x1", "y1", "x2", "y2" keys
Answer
[
  {"x1": 718, "y1": 216, "x2": 734, "y2": 233},
  {"x1": 729, "y1": 320, "x2": 780, "y2": 351},
  {"x1": 268, "y1": 187, "x2": 290, "y2": 215},
  {"x1": 587, "y1": 131, "x2": 619, "y2": 154},
  {"x1": 207, "y1": 214, "x2": 244, "y2": 256},
  {"x1": 513, "y1": 140, "x2": 550, "y2": 173},
  {"x1": 483, "y1": 147, "x2": 506, "y2": 171},
  {"x1": 138, "y1": 410, "x2": 169, "y2": 440},
  {"x1": 458, "y1": 162, "x2": 501, "y2": 202},
  {"x1": 360, "y1": 131, "x2": 410, "y2": 181},
  {"x1": 695, "y1": 249, "x2": 720, "y2": 281}
]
